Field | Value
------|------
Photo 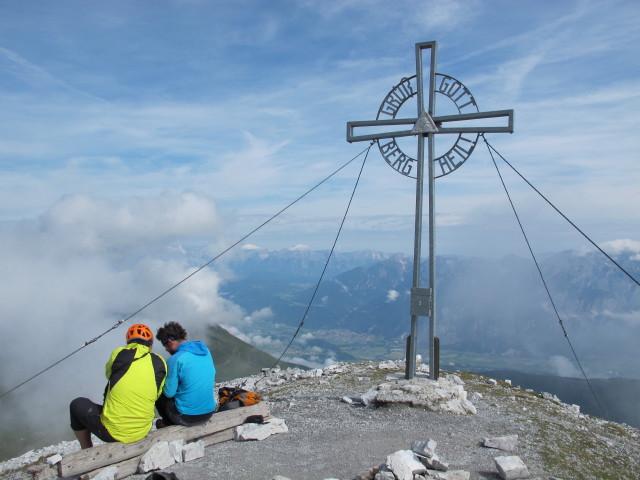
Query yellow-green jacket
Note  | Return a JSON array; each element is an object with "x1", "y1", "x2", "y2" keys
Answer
[{"x1": 100, "y1": 343, "x2": 167, "y2": 443}]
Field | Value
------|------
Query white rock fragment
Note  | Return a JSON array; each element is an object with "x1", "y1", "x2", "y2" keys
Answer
[
  {"x1": 374, "y1": 470, "x2": 396, "y2": 480},
  {"x1": 412, "y1": 439, "x2": 437, "y2": 458},
  {"x1": 446, "y1": 374, "x2": 465, "y2": 385},
  {"x1": 138, "y1": 442, "x2": 175, "y2": 473},
  {"x1": 421, "y1": 453, "x2": 449, "y2": 471},
  {"x1": 568, "y1": 404, "x2": 580, "y2": 414},
  {"x1": 361, "y1": 388, "x2": 379, "y2": 407},
  {"x1": 93, "y1": 465, "x2": 118, "y2": 480},
  {"x1": 487, "y1": 378, "x2": 498, "y2": 385},
  {"x1": 341, "y1": 396, "x2": 354, "y2": 405},
  {"x1": 169, "y1": 438, "x2": 184, "y2": 463},
  {"x1": 386, "y1": 450, "x2": 427, "y2": 480},
  {"x1": 182, "y1": 440, "x2": 205, "y2": 462},
  {"x1": 378, "y1": 360, "x2": 399, "y2": 370},
  {"x1": 45, "y1": 454, "x2": 62, "y2": 466},
  {"x1": 494, "y1": 455, "x2": 530, "y2": 480},
  {"x1": 542, "y1": 392, "x2": 560, "y2": 403},
  {"x1": 235, "y1": 418, "x2": 288, "y2": 441},
  {"x1": 482, "y1": 435, "x2": 518, "y2": 452}
]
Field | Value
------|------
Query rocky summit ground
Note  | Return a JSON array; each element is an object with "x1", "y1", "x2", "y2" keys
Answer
[{"x1": 2, "y1": 361, "x2": 639, "y2": 480}]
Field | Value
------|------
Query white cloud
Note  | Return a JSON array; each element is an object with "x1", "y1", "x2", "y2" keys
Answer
[
  {"x1": 38, "y1": 192, "x2": 225, "y2": 254},
  {"x1": 248, "y1": 335, "x2": 283, "y2": 350},
  {"x1": 242, "y1": 243, "x2": 263, "y2": 250},
  {"x1": 548, "y1": 355, "x2": 582, "y2": 378},
  {"x1": 289, "y1": 244, "x2": 311, "y2": 251},
  {"x1": 0, "y1": 192, "x2": 244, "y2": 433},
  {"x1": 387, "y1": 289, "x2": 400, "y2": 302},
  {"x1": 600, "y1": 239, "x2": 640, "y2": 256},
  {"x1": 243, "y1": 307, "x2": 275, "y2": 324}
]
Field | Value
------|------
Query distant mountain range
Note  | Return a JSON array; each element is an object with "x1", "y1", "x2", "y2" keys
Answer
[{"x1": 179, "y1": 246, "x2": 640, "y2": 378}]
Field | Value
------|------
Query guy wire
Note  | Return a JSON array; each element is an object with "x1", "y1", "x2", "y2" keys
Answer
[
  {"x1": 273, "y1": 141, "x2": 374, "y2": 368},
  {"x1": 483, "y1": 135, "x2": 606, "y2": 418},
  {"x1": 0, "y1": 144, "x2": 374, "y2": 400}
]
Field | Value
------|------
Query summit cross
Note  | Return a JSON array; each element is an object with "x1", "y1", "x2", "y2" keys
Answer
[{"x1": 346, "y1": 41, "x2": 514, "y2": 379}]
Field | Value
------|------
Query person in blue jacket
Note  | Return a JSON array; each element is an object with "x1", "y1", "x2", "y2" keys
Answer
[{"x1": 155, "y1": 322, "x2": 216, "y2": 427}]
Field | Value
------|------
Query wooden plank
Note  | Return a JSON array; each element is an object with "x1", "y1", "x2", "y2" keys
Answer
[
  {"x1": 79, "y1": 426, "x2": 238, "y2": 480},
  {"x1": 59, "y1": 402, "x2": 270, "y2": 478},
  {"x1": 79, "y1": 427, "x2": 238, "y2": 480},
  {"x1": 197, "y1": 426, "x2": 235, "y2": 447},
  {"x1": 79, "y1": 456, "x2": 138, "y2": 480}
]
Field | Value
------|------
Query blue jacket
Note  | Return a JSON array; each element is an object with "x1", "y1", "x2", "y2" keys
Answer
[{"x1": 163, "y1": 340, "x2": 216, "y2": 415}]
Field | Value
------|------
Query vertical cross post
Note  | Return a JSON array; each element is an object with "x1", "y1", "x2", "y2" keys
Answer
[
  {"x1": 347, "y1": 41, "x2": 513, "y2": 380},
  {"x1": 407, "y1": 42, "x2": 438, "y2": 379}
]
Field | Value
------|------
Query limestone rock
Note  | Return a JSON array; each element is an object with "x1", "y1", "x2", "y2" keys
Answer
[
  {"x1": 374, "y1": 377, "x2": 476, "y2": 415},
  {"x1": 93, "y1": 465, "x2": 118, "y2": 480},
  {"x1": 169, "y1": 438, "x2": 184, "y2": 463},
  {"x1": 542, "y1": 392, "x2": 561, "y2": 403},
  {"x1": 386, "y1": 450, "x2": 427, "y2": 480},
  {"x1": 235, "y1": 418, "x2": 288, "y2": 441},
  {"x1": 361, "y1": 388, "x2": 379, "y2": 406},
  {"x1": 482, "y1": 435, "x2": 518, "y2": 452},
  {"x1": 182, "y1": 440, "x2": 205, "y2": 462},
  {"x1": 45, "y1": 454, "x2": 62, "y2": 466},
  {"x1": 494, "y1": 455, "x2": 530, "y2": 479},
  {"x1": 374, "y1": 470, "x2": 395, "y2": 480},
  {"x1": 421, "y1": 453, "x2": 448, "y2": 471},
  {"x1": 412, "y1": 439, "x2": 437, "y2": 458},
  {"x1": 378, "y1": 360, "x2": 400, "y2": 370},
  {"x1": 341, "y1": 396, "x2": 354, "y2": 405},
  {"x1": 138, "y1": 441, "x2": 175, "y2": 473}
]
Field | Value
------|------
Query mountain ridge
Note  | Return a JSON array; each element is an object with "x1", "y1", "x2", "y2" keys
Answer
[{"x1": 210, "y1": 246, "x2": 640, "y2": 379}]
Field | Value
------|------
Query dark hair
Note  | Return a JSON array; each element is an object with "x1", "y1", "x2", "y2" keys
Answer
[
  {"x1": 156, "y1": 322, "x2": 187, "y2": 343},
  {"x1": 127, "y1": 338, "x2": 153, "y2": 347}
]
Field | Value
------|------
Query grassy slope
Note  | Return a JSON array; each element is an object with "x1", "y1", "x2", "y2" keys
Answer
[{"x1": 206, "y1": 324, "x2": 302, "y2": 382}]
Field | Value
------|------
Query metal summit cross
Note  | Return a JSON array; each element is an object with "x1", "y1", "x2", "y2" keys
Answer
[{"x1": 347, "y1": 41, "x2": 514, "y2": 380}]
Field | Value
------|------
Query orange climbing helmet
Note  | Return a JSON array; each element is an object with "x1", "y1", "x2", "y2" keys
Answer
[{"x1": 126, "y1": 324, "x2": 154, "y2": 343}]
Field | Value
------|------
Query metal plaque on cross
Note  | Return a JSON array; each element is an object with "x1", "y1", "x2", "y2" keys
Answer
[{"x1": 346, "y1": 41, "x2": 514, "y2": 379}]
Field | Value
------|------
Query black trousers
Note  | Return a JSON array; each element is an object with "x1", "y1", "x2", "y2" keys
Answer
[
  {"x1": 69, "y1": 397, "x2": 117, "y2": 443},
  {"x1": 155, "y1": 394, "x2": 213, "y2": 426}
]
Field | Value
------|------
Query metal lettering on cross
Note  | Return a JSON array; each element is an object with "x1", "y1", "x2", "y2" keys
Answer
[{"x1": 346, "y1": 41, "x2": 514, "y2": 380}]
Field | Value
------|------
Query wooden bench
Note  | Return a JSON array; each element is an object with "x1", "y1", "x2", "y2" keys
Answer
[{"x1": 29, "y1": 402, "x2": 270, "y2": 480}]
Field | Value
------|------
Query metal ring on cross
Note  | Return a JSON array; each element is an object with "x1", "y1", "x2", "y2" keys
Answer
[{"x1": 376, "y1": 74, "x2": 480, "y2": 178}]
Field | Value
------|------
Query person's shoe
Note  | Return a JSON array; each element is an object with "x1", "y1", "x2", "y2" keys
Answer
[{"x1": 155, "y1": 419, "x2": 167, "y2": 429}]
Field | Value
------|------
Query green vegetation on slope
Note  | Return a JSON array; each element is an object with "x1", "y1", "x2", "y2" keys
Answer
[{"x1": 206, "y1": 324, "x2": 302, "y2": 381}]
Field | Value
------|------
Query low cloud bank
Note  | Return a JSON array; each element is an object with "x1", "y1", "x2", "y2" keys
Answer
[{"x1": 0, "y1": 192, "x2": 245, "y2": 440}]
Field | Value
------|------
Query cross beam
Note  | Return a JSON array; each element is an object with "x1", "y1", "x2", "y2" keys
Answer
[{"x1": 346, "y1": 41, "x2": 514, "y2": 379}]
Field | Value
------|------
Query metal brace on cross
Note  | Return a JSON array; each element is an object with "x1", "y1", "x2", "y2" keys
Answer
[{"x1": 346, "y1": 41, "x2": 514, "y2": 380}]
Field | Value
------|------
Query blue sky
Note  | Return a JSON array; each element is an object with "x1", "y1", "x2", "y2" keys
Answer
[
  {"x1": 1, "y1": 0, "x2": 639, "y2": 411},
  {"x1": 2, "y1": 0, "x2": 639, "y2": 257}
]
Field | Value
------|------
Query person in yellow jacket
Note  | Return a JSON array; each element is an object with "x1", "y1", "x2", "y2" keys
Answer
[{"x1": 69, "y1": 324, "x2": 167, "y2": 448}]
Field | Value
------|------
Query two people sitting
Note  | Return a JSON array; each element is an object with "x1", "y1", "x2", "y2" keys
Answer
[{"x1": 70, "y1": 322, "x2": 216, "y2": 448}]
